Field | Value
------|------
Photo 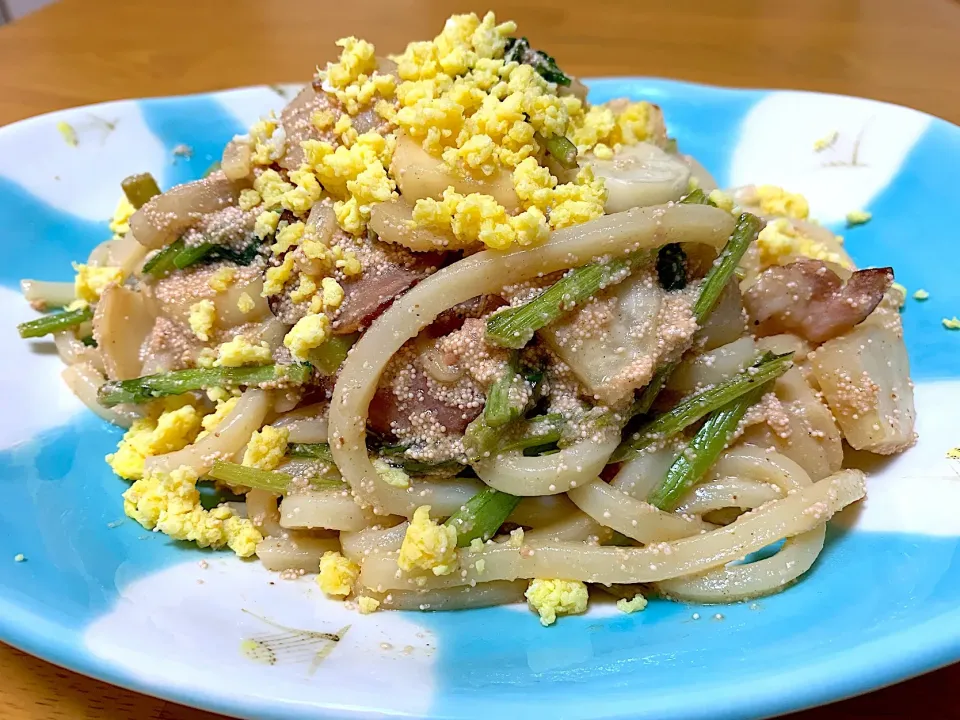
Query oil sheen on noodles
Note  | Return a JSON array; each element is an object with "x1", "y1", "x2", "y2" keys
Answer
[{"x1": 329, "y1": 203, "x2": 736, "y2": 515}]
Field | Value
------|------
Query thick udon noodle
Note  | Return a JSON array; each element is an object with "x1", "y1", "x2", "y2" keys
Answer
[
  {"x1": 21, "y1": 14, "x2": 915, "y2": 619},
  {"x1": 35, "y1": 192, "x2": 897, "y2": 614}
]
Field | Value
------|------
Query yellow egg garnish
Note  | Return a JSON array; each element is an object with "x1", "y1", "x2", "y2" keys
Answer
[
  {"x1": 188, "y1": 299, "x2": 216, "y2": 342},
  {"x1": 525, "y1": 579, "x2": 589, "y2": 626},
  {"x1": 109, "y1": 196, "x2": 136, "y2": 235},
  {"x1": 318, "y1": 551, "x2": 360, "y2": 597},
  {"x1": 215, "y1": 336, "x2": 273, "y2": 367},
  {"x1": 283, "y1": 313, "x2": 332, "y2": 361},
  {"x1": 106, "y1": 406, "x2": 202, "y2": 481},
  {"x1": 397, "y1": 505, "x2": 458, "y2": 576},
  {"x1": 241, "y1": 426, "x2": 289, "y2": 471},
  {"x1": 73, "y1": 263, "x2": 124, "y2": 303},
  {"x1": 755, "y1": 185, "x2": 809, "y2": 219},
  {"x1": 123, "y1": 465, "x2": 262, "y2": 557}
]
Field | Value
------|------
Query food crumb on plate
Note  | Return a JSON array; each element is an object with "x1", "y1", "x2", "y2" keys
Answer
[
  {"x1": 914, "y1": 289, "x2": 930, "y2": 301},
  {"x1": 942, "y1": 317, "x2": 960, "y2": 330},
  {"x1": 845, "y1": 209, "x2": 872, "y2": 226},
  {"x1": 813, "y1": 130, "x2": 838, "y2": 152},
  {"x1": 56, "y1": 121, "x2": 78, "y2": 147},
  {"x1": 13, "y1": 554, "x2": 25, "y2": 563}
]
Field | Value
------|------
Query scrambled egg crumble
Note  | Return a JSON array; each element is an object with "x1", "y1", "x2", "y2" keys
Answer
[
  {"x1": 284, "y1": 313, "x2": 332, "y2": 361},
  {"x1": 109, "y1": 196, "x2": 136, "y2": 235},
  {"x1": 242, "y1": 426, "x2": 289, "y2": 471},
  {"x1": 73, "y1": 263, "x2": 124, "y2": 303},
  {"x1": 123, "y1": 465, "x2": 262, "y2": 557},
  {"x1": 846, "y1": 209, "x2": 872, "y2": 226},
  {"x1": 57, "y1": 121, "x2": 78, "y2": 147},
  {"x1": 756, "y1": 218, "x2": 851, "y2": 269},
  {"x1": 215, "y1": 336, "x2": 273, "y2": 367},
  {"x1": 616, "y1": 593, "x2": 648, "y2": 614},
  {"x1": 398, "y1": 506, "x2": 458, "y2": 576},
  {"x1": 107, "y1": 406, "x2": 202, "y2": 480},
  {"x1": 196, "y1": 396, "x2": 239, "y2": 440},
  {"x1": 914, "y1": 289, "x2": 930, "y2": 301},
  {"x1": 755, "y1": 185, "x2": 809, "y2": 219},
  {"x1": 813, "y1": 130, "x2": 839, "y2": 152},
  {"x1": 213, "y1": 11, "x2": 658, "y2": 252},
  {"x1": 237, "y1": 292, "x2": 256, "y2": 314},
  {"x1": 357, "y1": 596, "x2": 381, "y2": 614},
  {"x1": 318, "y1": 551, "x2": 359, "y2": 596},
  {"x1": 208, "y1": 266, "x2": 237, "y2": 293},
  {"x1": 188, "y1": 299, "x2": 216, "y2": 341},
  {"x1": 525, "y1": 579, "x2": 589, "y2": 626}
]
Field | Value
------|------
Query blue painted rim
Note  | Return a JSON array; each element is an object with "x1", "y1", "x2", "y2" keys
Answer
[{"x1": 1, "y1": 78, "x2": 959, "y2": 720}]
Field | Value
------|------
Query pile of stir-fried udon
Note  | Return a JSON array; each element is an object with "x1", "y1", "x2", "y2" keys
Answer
[{"x1": 19, "y1": 13, "x2": 916, "y2": 625}]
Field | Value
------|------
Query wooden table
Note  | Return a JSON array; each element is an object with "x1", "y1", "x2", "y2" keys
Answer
[{"x1": 1, "y1": 0, "x2": 959, "y2": 718}]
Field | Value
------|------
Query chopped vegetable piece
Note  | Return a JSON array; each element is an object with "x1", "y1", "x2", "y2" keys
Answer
[
  {"x1": 80, "y1": 335, "x2": 98, "y2": 347},
  {"x1": 308, "y1": 334, "x2": 358, "y2": 375},
  {"x1": 486, "y1": 252, "x2": 648, "y2": 349},
  {"x1": 120, "y1": 173, "x2": 161, "y2": 209},
  {"x1": 498, "y1": 414, "x2": 565, "y2": 454},
  {"x1": 288, "y1": 442, "x2": 335, "y2": 462},
  {"x1": 212, "y1": 242, "x2": 263, "y2": 266},
  {"x1": 656, "y1": 244, "x2": 687, "y2": 291},
  {"x1": 485, "y1": 354, "x2": 523, "y2": 427},
  {"x1": 679, "y1": 188, "x2": 714, "y2": 206},
  {"x1": 445, "y1": 487, "x2": 521, "y2": 546},
  {"x1": 173, "y1": 242, "x2": 216, "y2": 269},
  {"x1": 142, "y1": 238, "x2": 186, "y2": 277},
  {"x1": 98, "y1": 363, "x2": 312, "y2": 406},
  {"x1": 617, "y1": 351, "x2": 792, "y2": 460},
  {"x1": 693, "y1": 213, "x2": 761, "y2": 324},
  {"x1": 632, "y1": 212, "x2": 761, "y2": 416},
  {"x1": 463, "y1": 416, "x2": 502, "y2": 461},
  {"x1": 503, "y1": 37, "x2": 571, "y2": 85},
  {"x1": 542, "y1": 134, "x2": 578, "y2": 169},
  {"x1": 377, "y1": 444, "x2": 466, "y2": 475},
  {"x1": 17, "y1": 305, "x2": 93, "y2": 339},
  {"x1": 845, "y1": 210, "x2": 872, "y2": 226},
  {"x1": 208, "y1": 460, "x2": 291, "y2": 493},
  {"x1": 647, "y1": 383, "x2": 770, "y2": 510}
]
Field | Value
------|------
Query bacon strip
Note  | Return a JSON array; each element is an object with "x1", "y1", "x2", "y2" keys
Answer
[{"x1": 744, "y1": 259, "x2": 893, "y2": 343}]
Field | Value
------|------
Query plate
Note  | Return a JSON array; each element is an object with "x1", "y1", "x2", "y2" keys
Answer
[{"x1": 2, "y1": 78, "x2": 959, "y2": 720}]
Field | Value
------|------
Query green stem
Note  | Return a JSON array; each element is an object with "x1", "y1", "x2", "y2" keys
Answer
[
  {"x1": 484, "y1": 354, "x2": 523, "y2": 427},
  {"x1": 208, "y1": 460, "x2": 290, "y2": 493},
  {"x1": 121, "y1": 173, "x2": 161, "y2": 209},
  {"x1": 486, "y1": 252, "x2": 648, "y2": 349},
  {"x1": 18, "y1": 306, "x2": 93, "y2": 339},
  {"x1": 287, "y1": 442, "x2": 334, "y2": 462},
  {"x1": 498, "y1": 414, "x2": 564, "y2": 453},
  {"x1": 679, "y1": 188, "x2": 713, "y2": 206},
  {"x1": 445, "y1": 487, "x2": 521, "y2": 547},
  {"x1": 98, "y1": 363, "x2": 312, "y2": 406},
  {"x1": 142, "y1": 238, "x2": 186, "y2": 277},
  {"x1": 543, "y1": 135, "x2": 578, "y2": 169},
  {"x1": 616, "y1": 352, "x2": 791, "y2": 460},
  {"x1": 173, "y1": 242, "x2": 215, "y2": 269},
  {"x1": 308, "y1": 334, "x2": 358, "y2": 376},
  {"x1": 647, "y1": 383, "x2": 770, "y2": 511},
  {"x1": 631, "y1": 212, "x2": 761, "y2": 417}
]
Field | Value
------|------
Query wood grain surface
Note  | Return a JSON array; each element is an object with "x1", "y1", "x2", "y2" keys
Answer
[{"x1": 1, "y1": 0, "x2": 959, "y2": 718}]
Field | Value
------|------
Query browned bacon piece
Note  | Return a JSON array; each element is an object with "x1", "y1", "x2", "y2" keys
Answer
[{"x1": 744, "y1": 259, "x2": 893, "y2": 343}]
